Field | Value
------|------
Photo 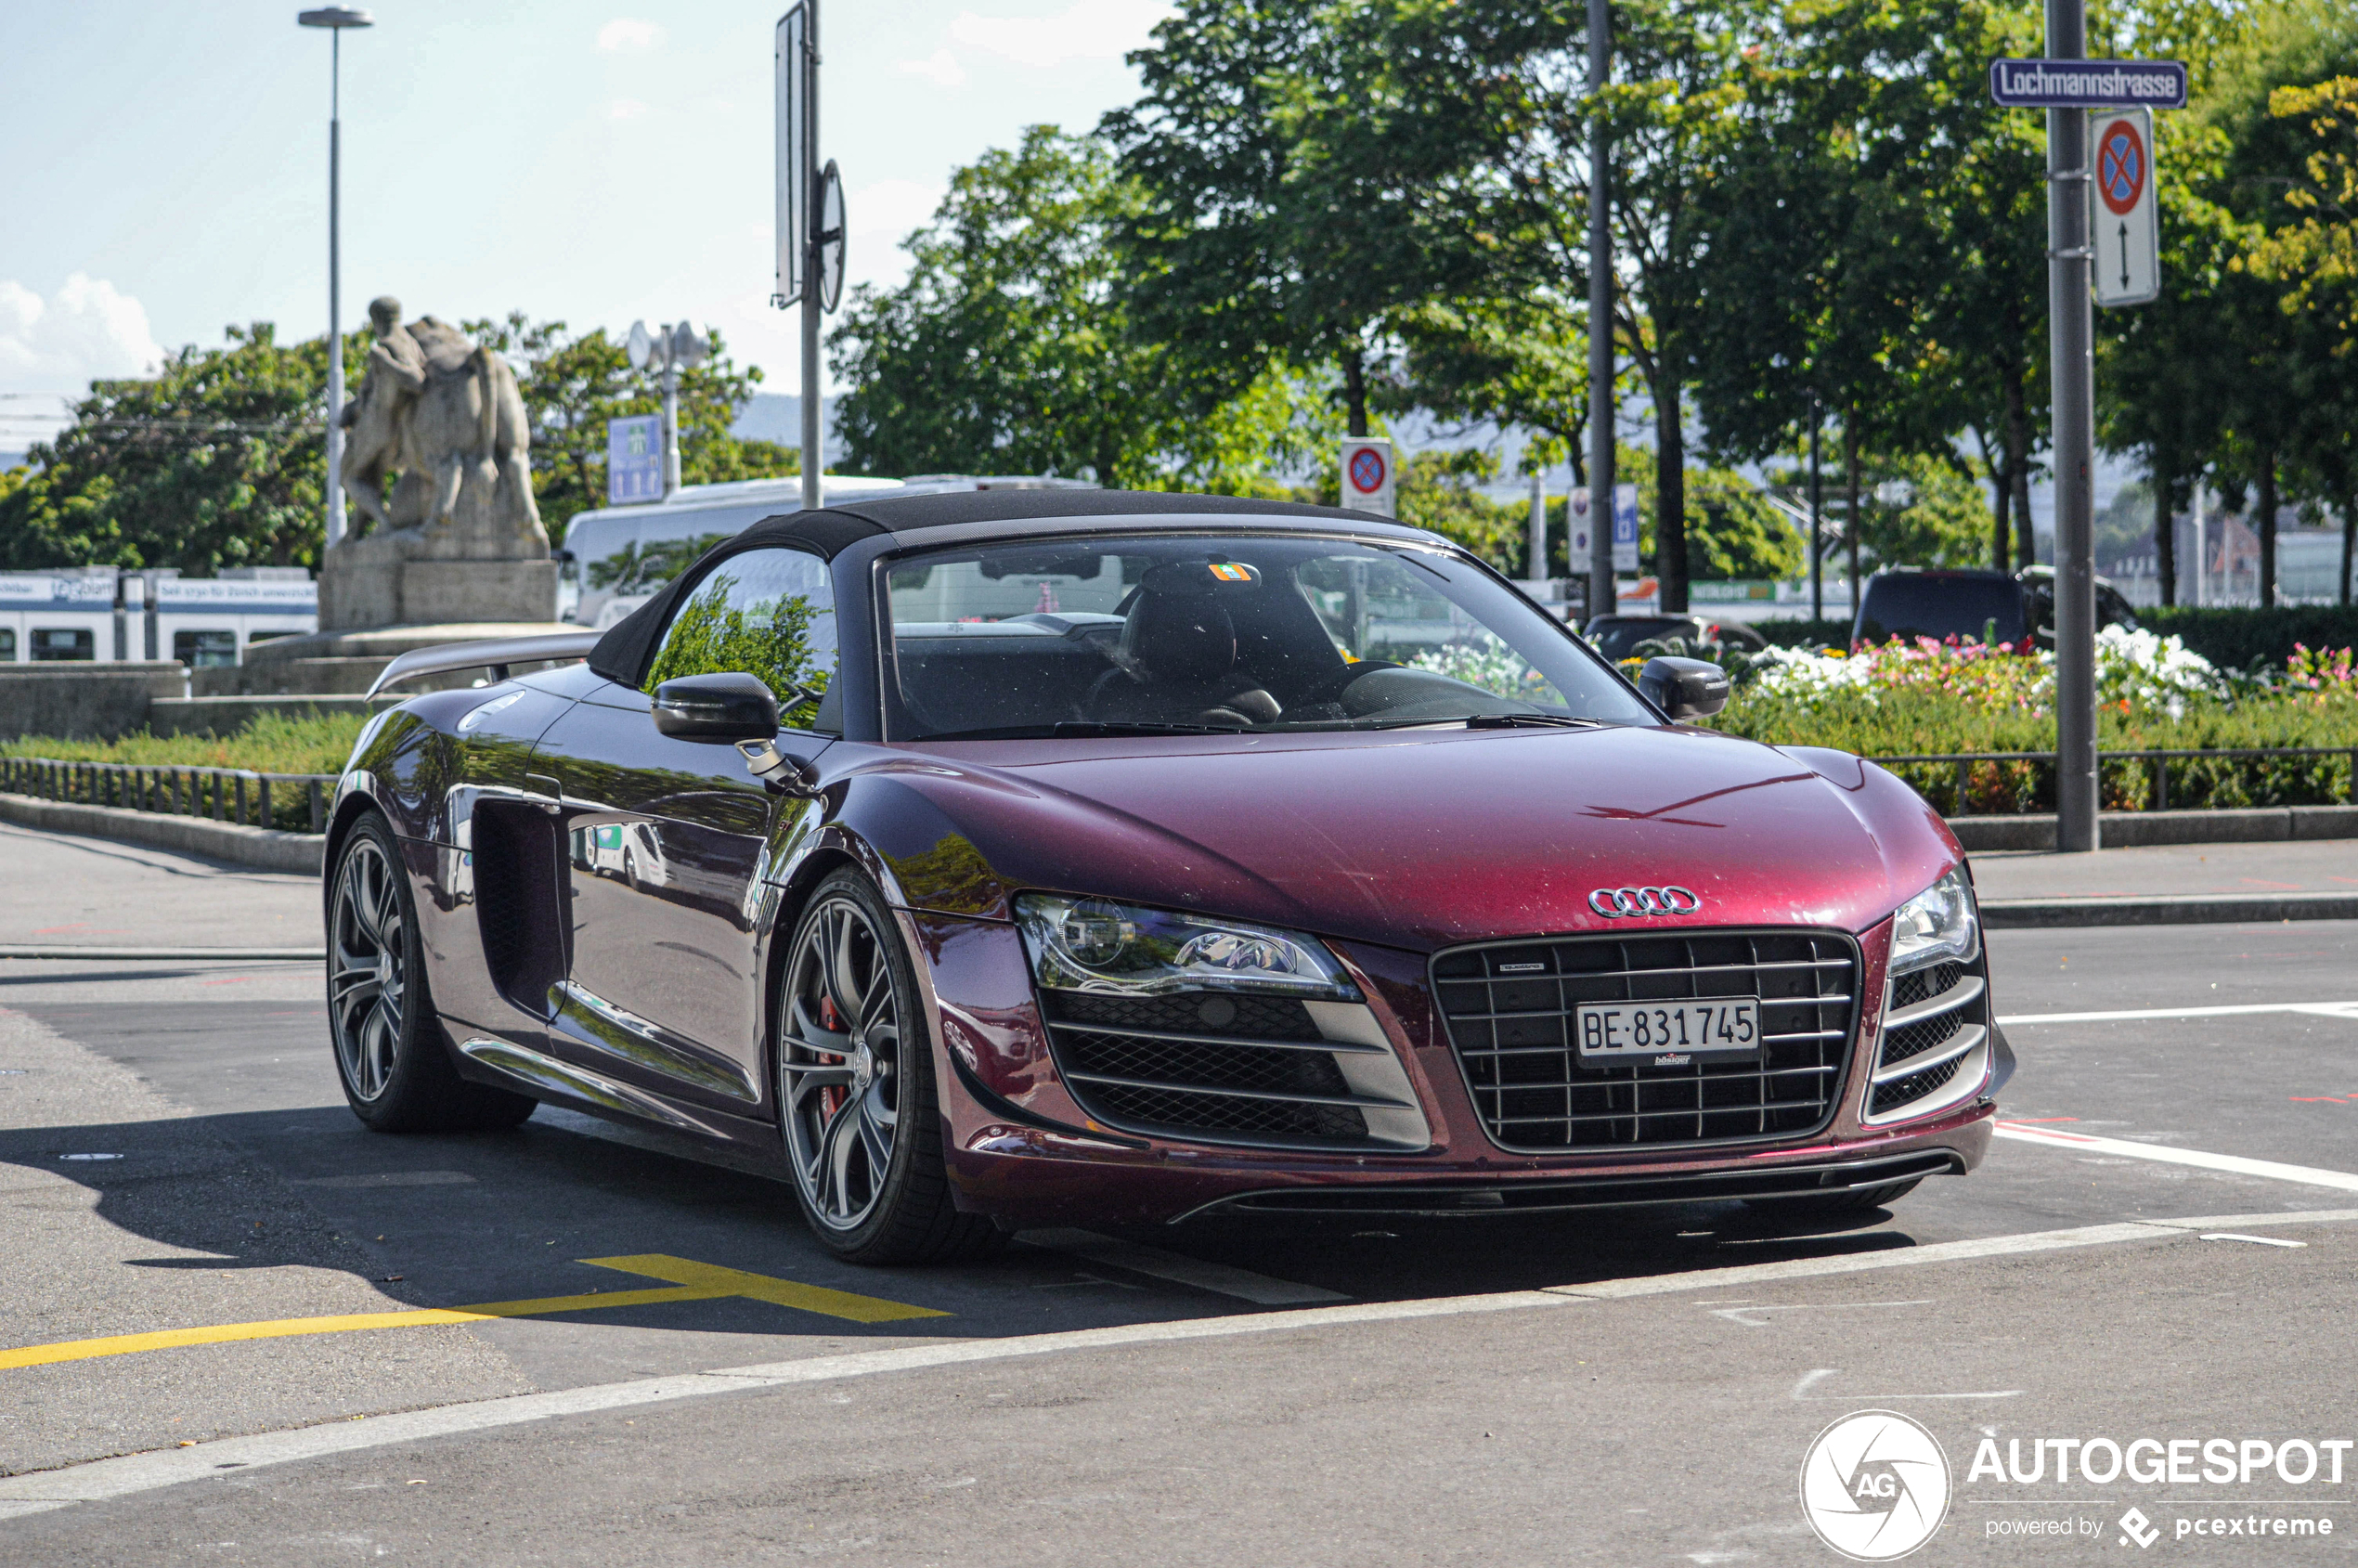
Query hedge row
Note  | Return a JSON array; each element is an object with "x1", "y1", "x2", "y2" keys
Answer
[{"x1": 2138, "y1": 605, "x2": 2358, "y2": 671}]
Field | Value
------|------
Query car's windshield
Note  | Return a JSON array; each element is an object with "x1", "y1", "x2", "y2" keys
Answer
[
  {"x1": 880, "y1": 533, "x2": 1655, "y2": 741},
  {"x1": 1856, "y1": 575, "x2": 2027, "y2": 645}
]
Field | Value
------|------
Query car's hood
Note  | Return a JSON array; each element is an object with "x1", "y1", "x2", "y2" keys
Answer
[{"x1": 858, "y1": 725, "x2": 1958, "y2": 953}]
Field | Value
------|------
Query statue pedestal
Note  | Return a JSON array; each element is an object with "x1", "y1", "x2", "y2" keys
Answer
[{"x1": 319, "y1": 532, "x2": 557, "y2": 631}]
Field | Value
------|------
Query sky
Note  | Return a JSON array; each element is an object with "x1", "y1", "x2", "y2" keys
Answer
[{"x1": 0, "y1": 0, "x2": 1173, "y2": 448}]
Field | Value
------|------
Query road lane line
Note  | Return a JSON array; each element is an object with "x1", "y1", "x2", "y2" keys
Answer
[
  {"x1": 7, "y1": 1209, "x2": 2358, "y2": 1520},
  {"x1": 1994, "y1": 1122, "x2": 2358, "y2": 1193},
  {"x1": 0, "y1": 1255, "x2": 943, "y2": 1373},
  {"x1": 1550, "y1": 1223, "x2": 2169, "y2": 1299},
  {"x1": 1017, "y1": 1228, "x2": 1348, "y2": 1304},
  {"x1": 1998, "y1": 1000, "x2": 2358, "y2": 1025}
]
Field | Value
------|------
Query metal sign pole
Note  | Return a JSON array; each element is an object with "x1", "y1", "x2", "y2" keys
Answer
[
  {"x1": 326, "y1": 29, "x2": 345, "y2": 551},
  {"x1": 1585, "y1": 0, "x2": 1614, "y2": 623},
  {"x1": 1807, "y1": 395, "x2": 1822, "y2": 624},
  {"x1": 2046, "y1": 0, "x2": 2099, "y2": 853},
  {"x1": 799, "y1": 0, "x2": 823, "y2": 512}
]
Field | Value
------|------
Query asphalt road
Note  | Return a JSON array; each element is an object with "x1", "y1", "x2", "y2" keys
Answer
[{"x1": 2, "y1": 825, "x2": 2356, "y2": 1564}]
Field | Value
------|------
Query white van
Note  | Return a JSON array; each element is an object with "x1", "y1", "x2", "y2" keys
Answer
[{"x1": 560, "y1": 473, "x2": 1104, "y2": 628}]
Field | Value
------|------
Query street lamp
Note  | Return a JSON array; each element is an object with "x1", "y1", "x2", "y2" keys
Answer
[
  {"x1": 627, "y1": 320, "x2": 712, "y2": 499},
  {"x1": 298, "y1": 6, "x2": 373, "y2": 551}
]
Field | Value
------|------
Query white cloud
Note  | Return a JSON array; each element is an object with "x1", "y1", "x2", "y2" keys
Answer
[
  {"x1": 596, "y1": 18, "x2": 664, "y2": 52},
  {"x1": 0, "y1": 274, "x2": 163, "y2": 395},
  {"x1": 606, "y1": 98, "x2": 649, "y2": 121},
  {"x1": 948, "y1": 0, "x2": 1171, "y2": 68},
  {"x1": 898, "y1": 48, "x2": 966, "y2": 88}
]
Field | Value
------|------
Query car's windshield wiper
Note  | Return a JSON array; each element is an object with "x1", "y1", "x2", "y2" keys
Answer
[{"x1": 1460, "y1": 712, "x2": 1600, "y2": 731}]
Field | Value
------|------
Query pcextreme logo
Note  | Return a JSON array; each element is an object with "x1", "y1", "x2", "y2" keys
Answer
[{"x1": 1801, "y1": 1410, "x2": 1952, "y2": 1562}]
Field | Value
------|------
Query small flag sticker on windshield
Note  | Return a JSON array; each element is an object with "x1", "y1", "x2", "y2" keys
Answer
[{"x1": 1208, "y1": 563, "x2": 1255, "y2": 582}]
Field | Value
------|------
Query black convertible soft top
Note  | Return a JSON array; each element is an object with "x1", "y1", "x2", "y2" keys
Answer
[{"x1": 586, "y1": 488, "x2": 1379, "y2": 686}]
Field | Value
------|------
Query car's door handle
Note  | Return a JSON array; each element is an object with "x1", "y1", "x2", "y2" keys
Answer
[{"x1": 525, "y1": 773, "x2": 564, "y2": 814}]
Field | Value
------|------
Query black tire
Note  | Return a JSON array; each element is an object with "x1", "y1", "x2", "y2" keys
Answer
[
  {"x1": 328, "y1": 811, "x2": 536, "y2": 1134},
  {"x1": 775, "y1": 869, "x2": 999, "y2": 1264},
  {"x1": 1746, "y1": 1177, "x2": 1923, "y2": 1216}
]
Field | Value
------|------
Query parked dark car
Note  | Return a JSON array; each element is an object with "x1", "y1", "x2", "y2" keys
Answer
[
  {"x1": 1852, "y1": 566, "x2": 2137, "y2": 648},
  {"x1": 1584, "y1": 614, "x2": 1769, "y2": 660},
  {"x1": 327, "y1": 490, "x2": 2004, "y2": 1263}
]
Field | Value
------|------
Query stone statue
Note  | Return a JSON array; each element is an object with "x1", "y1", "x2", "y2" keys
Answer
[
  {"x1": 336, "y1": 298, "x2": 546, "y2": 556},
  {"x1": 317, "y1": 297, "x2": 559, "y2": 631}
]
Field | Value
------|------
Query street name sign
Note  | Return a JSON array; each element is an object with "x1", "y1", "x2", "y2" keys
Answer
[
  {"x1": 1340, "y1": 438, "x2": 1394, "y2": 517},
  {"x1": 2091, "y1": 109, "x2": 2159, "y2": 306},
  {"x1": 607, "y1": 414, "x2": 662, "y2": 505},
  {"x1": 1989, "y1": 58, "x2": 2186, "y2": 110}
]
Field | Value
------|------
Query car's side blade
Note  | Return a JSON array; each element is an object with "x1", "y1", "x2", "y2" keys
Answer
[{"x1": 365, "y1": 630, "x2": 604, "y2": 698}]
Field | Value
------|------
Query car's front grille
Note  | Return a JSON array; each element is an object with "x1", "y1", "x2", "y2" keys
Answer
[
  {"x1": 1866, "y1": 951, "x2": 1989, "y2": 1121},
  {"x1": 1041, "y1": 990, "x2": 1421, "y2": 1149},
  {"x1": 1431, "y1": 931, "x2": 1859, "y2": 1151}
]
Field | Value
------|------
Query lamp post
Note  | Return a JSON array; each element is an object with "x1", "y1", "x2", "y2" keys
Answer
[
  {"x1": 298, "y1": 7, "x2": 373, "y2": 551},
  {"x1": 1584, "y1": 0, "x2": 1614, "y2": 623}
]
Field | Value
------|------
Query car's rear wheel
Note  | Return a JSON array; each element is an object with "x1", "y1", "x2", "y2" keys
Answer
[
  {"x1": 329, "y1": 812, "x2": 536, "y2": 1134},
  {"x1": 777, "y1": 869, "x2": 998, "y2": 1263}
]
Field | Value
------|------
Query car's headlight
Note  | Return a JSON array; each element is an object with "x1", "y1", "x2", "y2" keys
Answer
[
  {"x1": 1887, "y1": 866, "x2": 1978, "y2": 976},
  {"x1": 1014, "y1": 893, "x2": 1362, "y2": 1001}
]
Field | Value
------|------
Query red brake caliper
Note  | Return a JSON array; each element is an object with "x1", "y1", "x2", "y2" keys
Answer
[{"x1": 817, "y1": 994, "x2": 848, "y2": 1118}]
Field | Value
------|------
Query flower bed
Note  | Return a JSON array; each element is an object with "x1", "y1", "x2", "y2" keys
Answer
[{"x1": 1704, "y1": 631, "x2": 2358, "y2": 813}]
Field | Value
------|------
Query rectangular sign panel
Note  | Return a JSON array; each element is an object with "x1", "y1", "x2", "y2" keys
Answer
[
  {"x1": 773, "y1": 6, "x2": 808, "y2": 307},
  {"x1": 1989, "y1": 58, "x2": 2186, "y2": 110},
  {"x1": 1568, "y1": 486, "x2": 1595, "y2": 564},
  {"x1": 1611, "y1": 483, "x2": 1640, "y2": 573},
  {"x1": 1340, "y1": 438, "x2": 1394, "y2": 517},
  {"x1": 607, "y1": 414, "x2": 664, "y2": 505},
  {"x1": 2091, "y1": 108, "x2": 2160, "y2": 306}
]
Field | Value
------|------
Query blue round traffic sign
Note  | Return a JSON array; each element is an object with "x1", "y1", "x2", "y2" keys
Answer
[
  {"x1": 2097, "y1": 120, "x2": 2146, "y2": 215},
  {"x1": 1348, "y1": 447, "x2": 1387, "y2": 495}
]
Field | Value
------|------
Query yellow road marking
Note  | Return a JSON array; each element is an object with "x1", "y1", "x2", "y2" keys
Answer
[
  {"x1": 580, "y1": 1255, "x2": 948, "y2": 1325},
  {"x1": 0, "y1": 1254, "x2": 947, "y2": 1372}
]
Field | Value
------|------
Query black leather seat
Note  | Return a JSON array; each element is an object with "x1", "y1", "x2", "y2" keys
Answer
[{"x1": 1088, "y1": 564, "x2": 1281, "y2": 727}]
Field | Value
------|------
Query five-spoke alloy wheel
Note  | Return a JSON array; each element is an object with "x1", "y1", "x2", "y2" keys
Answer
[
  {"x1": 776, "y1": 869, "x2": 998, "y2": 1263},
  {"x1": 326, "y1": 811, "x2": 535, "y2": 1133}
]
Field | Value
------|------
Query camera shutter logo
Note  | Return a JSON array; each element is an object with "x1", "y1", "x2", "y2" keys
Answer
[
  {"x1": 1587, "y1": 886, "x2": 1702, "y2": 918},
  {"x1": 1799, "y1": 1410, "x2": 1950, "y2": 1562}
]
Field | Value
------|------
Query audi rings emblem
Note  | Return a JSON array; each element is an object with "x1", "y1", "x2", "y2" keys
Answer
[{"x1": 1588, "y1": 886, "x2": 1702, "y2": 918}]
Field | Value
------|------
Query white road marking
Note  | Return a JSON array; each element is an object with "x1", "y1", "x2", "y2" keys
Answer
[
  {"x1": 1790, "y1": 1367, "x2": 2022, "y2": 1401},
  {"x1": 6, "y1": 1207, "x2": 2356, "y2": 1523},
  {"x1": 1017, "y1": 1228, "x2": 1347, "y2": 1305},
  {"x1": 1708, "y1": 1300, "x2": 1930, "y2": 1328},
  {"x1": 1997, "y1": 1000, "x2": 2358, "y2": 1025},
  {"x1": 2197, "y1": 1233, "x2": 2308, "y2": 1248},
  {"x1": 1995, "y1": 1122, "x2": 2358, "y2": 1194}
]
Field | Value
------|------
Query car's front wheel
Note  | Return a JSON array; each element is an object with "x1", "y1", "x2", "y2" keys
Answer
[
  {"x1": 328, "y1": 811, "x2": 536, "y2": 1134},
  {"x1": 776, "y1": 869, "x2": 998, "y2": 1263}
]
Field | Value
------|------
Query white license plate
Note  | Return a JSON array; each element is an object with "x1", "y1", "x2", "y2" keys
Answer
[{"x1": 1575, "y1": 998, "x2": 1761, "y2": 1066}]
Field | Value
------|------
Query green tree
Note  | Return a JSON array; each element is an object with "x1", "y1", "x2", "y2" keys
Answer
[
  {"x1": 0, "y1": 322, "x2": 333, "y2": 572},
  {"x1": 830, "y1": 125, "x2": 1329, "y2": 489},
  {"x1": 1107, "y1": 0, "x2": 1498, "y2": 438}
]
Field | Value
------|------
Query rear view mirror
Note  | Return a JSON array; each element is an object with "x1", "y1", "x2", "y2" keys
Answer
[
  {"x1": 1637, "y1": 656, "x2": 1730, "y2": 722},
  {"x1": 652, "y1": 672, "x2": 779, "y2": 741}
]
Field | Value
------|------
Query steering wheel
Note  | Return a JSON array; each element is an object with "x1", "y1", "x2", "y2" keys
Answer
[{"x1": 1294, "y1": 659, "x2": 1401, "y2": 709}]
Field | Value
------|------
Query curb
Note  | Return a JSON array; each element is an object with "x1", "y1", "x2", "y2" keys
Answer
[
  {"x1": 1949, "y1": 805, "x2": 2358, "y2": 852},
  {"x1": 1981, "y1": 893, "x2": 2358, "y2": 928},
  {"x1": 0, "y1": 793, "x2": 324, "y2": 875},
  {"x1": 0, "y1": 946, "x2": 322, "y2": 961}
]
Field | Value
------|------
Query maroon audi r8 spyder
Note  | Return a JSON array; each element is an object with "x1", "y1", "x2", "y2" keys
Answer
[{"x1": 327, "y1": 490, "x2": 2007, "y2": 1263}]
